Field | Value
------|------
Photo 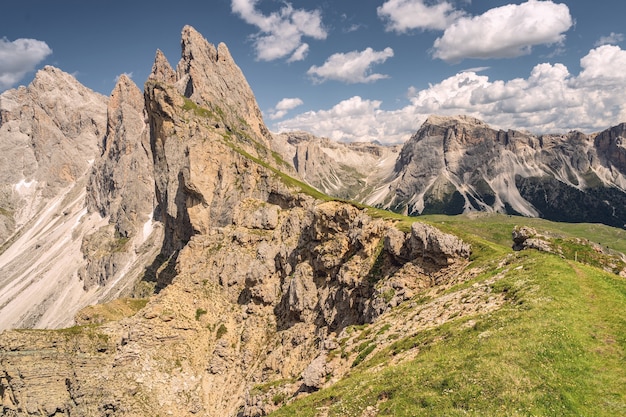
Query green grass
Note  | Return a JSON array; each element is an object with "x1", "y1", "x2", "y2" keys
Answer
[
  {"x1": 216, "y1": 323, "x2": 228, "y2": 339},
  {"x1": 195, "y1": 308, "x2": 207, "y2": 321},
  {"x1": 269, "y1": 215, "x2": 626, "y2": 417},
  {"x1": 182, "y1": 97, "x2": 216, "y2": 119}
]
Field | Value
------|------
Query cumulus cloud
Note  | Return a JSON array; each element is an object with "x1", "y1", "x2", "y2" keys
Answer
[
  {"x1": 268, "y1": 97, "x2": 304, "y2": 120},
  {"x1": 307, "y1": 47, "x2": 394, "y2": 84},
  {"x1": 275, "y1": 45, "x2": 626, "y2": 143},
  {"x1": 433, "y1": 0, "x2": 573, "y2": 62},
  {"x1": 274, "y1": 96, "x2": 417, "y2": 143},
  {"x1": 377, "y1": 0, "x2": 465, "y2": 32},
  {"x1": 231, "y1": 0, "x2": 326, "y2": 62},
  {"x1": 595, "y1": 32, "x2": 625, "y2": 47},
  {"x1": 0, "y1": 37, "x2": 52, "y2": 90}
]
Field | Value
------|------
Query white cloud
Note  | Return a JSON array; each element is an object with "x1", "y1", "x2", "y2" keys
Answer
[
  {"x1": 287, "y1": 43, "x2": 309, "y2": 63},
  {"x1": 0, "y1": 37, "x2": 52, "y2": 90},
  {"x1": 433, "y1": 0, "x2": 573, "y2": 62},
  {"x1": 377, "y1": 0, "x2": 465, "y2": 32},
  {"x1": 114, "y1": 72, "x2": 134, "y2": 82},
  {"x1": 595, "y1": 32, "x2": 625, "y2": 47},
  {"x1": 307, "y1": 47, "x2": 394, "y2": 84},
  {"x1": 268, "y1": 97, "x2": 303, "y2": 120},
  {"x1": 275, "y1": 45, "x2": 626, "y2": 143},
  {"x1": 274, "y1": 96, "x2": 417, "y2": 143},
  {"x1": 231, "y1": 0, "x2": 326, "y2": 62}
]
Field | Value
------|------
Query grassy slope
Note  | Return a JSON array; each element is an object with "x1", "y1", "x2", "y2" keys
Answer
[
  {"x1": 181, "y1": 101, "x2": 625, "y2": 415},
  {"x1": 270, "y1": 214, "x2": 626, "y2": 416}
]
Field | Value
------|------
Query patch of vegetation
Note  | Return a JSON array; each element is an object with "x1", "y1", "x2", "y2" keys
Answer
[
  {"x1": 76, "y1": 298, "x2": 149, "y2": 325},
  {"x1": 554, "y1": 238, "x2": 626, "y2": 274},
  {"x1": 272, "y1": 392, "x2": 287, "y2": 406},
  {"x1": 182, "y1": 97, "x2": 215, "y2": 119},
  {"x1": 216, "y1": 323, "x2": 228, "y2": 339},
  {"x1": 352, "y1": 343, "x2": 376, "y2": 367},
  {"x1": 367, "y1": 240, "x2": 386, "y2": 283},
  {"x1": 195, "y1": 308, "x2": 207, "y2": 321},
  {"x1": 380, "y1": 288, "x2": 395, "y2": 304}
]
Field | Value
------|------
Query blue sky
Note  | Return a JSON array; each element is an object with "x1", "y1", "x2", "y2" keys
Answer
[{"x1": 2, "y1": 0, "x2": 626, "y2": 143}]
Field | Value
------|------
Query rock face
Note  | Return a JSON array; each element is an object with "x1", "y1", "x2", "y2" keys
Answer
[
  {"x1": 273, "y1": 131, "x2": 401, "y2": 200},
  {"x1": 0, "y1": 66, "x2": 113, "y2": 329},
  {"x1": 285, "y1": 115, "x2": 626, "y2": 227},
  {"x1": 0, "y1": 26, "x2": 476, "y2": 416},
  {"x1": 81, "y1": 74, "x2": 158, "y2": 291},
  {"x1": 0, "y1": 198, "x2": 471, "y2": 417},
  {"x1": 379, "y1": 115, "x2": 626, "y2": 226}
]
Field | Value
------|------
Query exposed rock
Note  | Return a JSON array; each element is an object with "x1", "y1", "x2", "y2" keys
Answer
[
  {"x1": 81, "y1": 74, "x2": 158, "y2": 291},
  {"x1": 409, "y1": 222, "x2": 472, "y2": 266},
  {"x1": 175, "y1": 25, "x2": 271, "y2": 146},
  {"x1": 512, "y1": 226, "x2": 552, "y2": 252},
  {"x1": 385, "y1": 222, "x2": 471, "y2": 266},
  {"x1": 0, "y1": 66, "x2": 110, "y2": 329},
  {"x1": 149, "y1": 49, "x2": 176, "y2": 84},
  {"x1": 302, "y1": 354, "x2": 328, "y2": 390},
  {"x1": 283, "y1": 115, "x2": 626, "y2": 228},
  {"x1": 272, "y1": 130, "x2": 401, "y2": 201},
  {"x1": 0, "y1": 193, "x2": 473, "y2": 416}
]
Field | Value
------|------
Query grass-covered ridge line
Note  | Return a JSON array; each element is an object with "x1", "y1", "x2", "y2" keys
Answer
[{"x1": 269, "y1": 215, "x2": 626, "y2": 417}]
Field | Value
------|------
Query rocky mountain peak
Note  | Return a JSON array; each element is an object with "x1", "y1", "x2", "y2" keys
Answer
[
  {"x1": 107, "y1": 74, "x2": 143, "y2": 120},
  {"x1": 422, "y1": 114, "x2": 488, "y2": 129},
  {"x1": 148, "y1": 49, "x2": 176, "y2": 84},
  {"x1": 172, "y1": 25, "x2": 271, "y2": 145}
]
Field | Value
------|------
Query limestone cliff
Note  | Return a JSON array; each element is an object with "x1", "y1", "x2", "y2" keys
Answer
[
  {"x1": 272, "y1": 131, "x2": 400, "y2": 201},
  {"x1": 384, "y1": 115, "x2": 626, "y2": 225},
  {"x1": 0, "y1": 197, "x2": 473, "y2": 417},
  {"x1": 0, "y1": 67, "x2": 111, "y2": 329},
  {"x1": 0, "y1": 26, "x2": 479, "y2": 417}
]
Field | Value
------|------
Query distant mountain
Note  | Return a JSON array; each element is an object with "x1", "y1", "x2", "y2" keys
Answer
[{"x1": 284, "y1": 115, "x2": 626, "y2": 228}]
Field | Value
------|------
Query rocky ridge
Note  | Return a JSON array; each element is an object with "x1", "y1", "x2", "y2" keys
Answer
[
  {"x1": 272, "y1": 131, "x2": 401, "y2": 200},
  {"x1": 0, "y1": 198, "x2": 475, "y2": 416},
  {"x1": 0, "y1": 26, "x2": 481, "y2": 416},
  {"x1": 284, "y1": 115, "x2": 626, "y2": 228}
]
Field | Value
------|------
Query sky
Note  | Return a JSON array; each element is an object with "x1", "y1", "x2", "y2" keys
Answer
[{"x1": 2, "y1": 0, "x2": 626, "y2": 144}]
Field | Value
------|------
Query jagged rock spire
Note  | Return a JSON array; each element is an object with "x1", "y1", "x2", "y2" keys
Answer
[
  {"x1": 171, "y1": 25, "x2": 271, "y2": 146},
  {"x1": 149, "y1": 49, "x2": 176, "y2": 84}
]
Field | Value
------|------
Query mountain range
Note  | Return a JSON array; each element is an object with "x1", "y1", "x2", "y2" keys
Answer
[{"x1": 0, "y1": 26, "x2": 624, "y2": 416}]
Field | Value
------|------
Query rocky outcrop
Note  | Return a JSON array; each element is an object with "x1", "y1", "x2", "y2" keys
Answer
[
  {"x1": 81, "y1": 74, "x2": 157, "y2": 291},
  {"x1": 512, "y1": 226, "x2": 553, "y2": 252},
  {"x1": 0, "y1": 66, "x2": 106, "y2": 241},
  {"x1": 175, "y1": 25, "x2": 272, "y2": 147},
  {"x1": 0, "y1": 196, "x2": 472, "y2": 417},
  {"x1": 376, "y1": 115, "x2": 626, "y2": 226}
]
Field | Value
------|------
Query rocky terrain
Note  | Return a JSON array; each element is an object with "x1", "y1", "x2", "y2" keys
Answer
[
  {"x1": 0, "y1": 24, "x2": 625, "y2": 417},
  {"x1": 0, "y1": 26, "x2": 479, "y2": 416}
]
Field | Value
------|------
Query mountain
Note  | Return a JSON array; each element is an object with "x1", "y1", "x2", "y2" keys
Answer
[
  {"x1": 285, "y1": 115, "x2": 626, "y2": 228},
  {"x1": 0, "y1": 26, "x2": 625, "y2": 417},
  {"x1": 272, "y1": 131, "x2": 401, "y2": 201}
]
